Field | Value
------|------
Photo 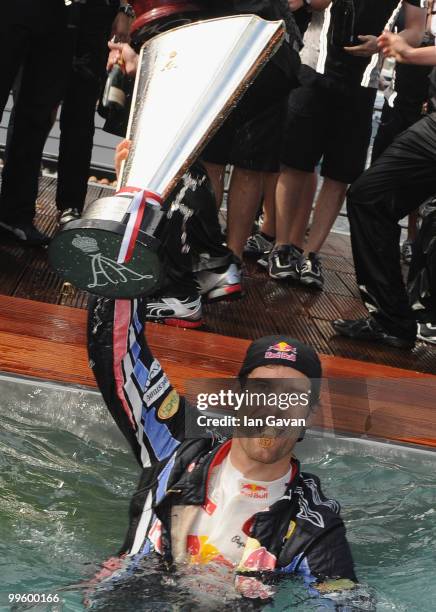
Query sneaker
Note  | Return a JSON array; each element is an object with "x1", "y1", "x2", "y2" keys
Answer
[
  {"x1": 417, "y1": 322, "x2": 436, "y2": 345},
  {"x1": 244, "y1": 232, "x2": 274, "y2": 256},
  {"x1": 59, "y1": 208, "x2": 81, "y2": 226},
  {"x1": 299, "y1": 252, "x2": 324, "y2": 290},
  {"x1": 0, "y1": 220, "x2": 50, "y2": 246},
  {"x1": 196, "y1": 261, "x2": 242, "y2": 302},
  {"x1": 400, "y1": 240, "x2": 413, "y2": 265},
  {"x1": 332, "y1": 317, "x2": 415, "y2": 349},
  {"x1": 268, "y1": 244, "x2": 302, "y2": 280},
  {"x1": 146, "y1": 296, "x2": 203, "y2": 328}
]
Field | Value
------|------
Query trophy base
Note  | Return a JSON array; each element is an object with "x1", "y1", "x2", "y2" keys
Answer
[{"x1": 49, "y1": 219, "x2": 164, "y2": 299}]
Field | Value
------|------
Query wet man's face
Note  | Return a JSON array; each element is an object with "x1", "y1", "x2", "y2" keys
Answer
[{"x1": 236, "y1": 366, "x2": 312, "y2": 465}]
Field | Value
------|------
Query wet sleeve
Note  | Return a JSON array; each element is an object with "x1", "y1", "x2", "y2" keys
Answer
[
  {"x1": 299, "y1": 524, "x2": 376, "y2": 610},
  {"x1": 87, "y1": 295, "x2": 185, "y2": 468}
]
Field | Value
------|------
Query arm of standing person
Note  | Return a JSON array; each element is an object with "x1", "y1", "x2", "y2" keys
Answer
[
  {"x1": 345, "y1": 0, "x2": 426, "y2": 57},
  {"x1": 111, "y1": 1, "x2": 135, "y2": 42},
  {"x1": 378, "y1": 30, "x2": 436, "y2": 64},
  {"x1": 399, "y1": 1, "x2": 427, "y2": 47}
]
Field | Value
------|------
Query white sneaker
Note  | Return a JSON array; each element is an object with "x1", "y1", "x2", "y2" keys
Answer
[
  {"x1": 146, "y1": 296, "x2": 202, "y2": 328},
  {"x1": 196, "y1": 262, "x2": 242, "y2": 302}
]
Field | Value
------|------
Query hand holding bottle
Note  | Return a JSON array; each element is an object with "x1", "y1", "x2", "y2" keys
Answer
[{"x1": 107, "y1": 41, "x2": 139, "y2": 76}]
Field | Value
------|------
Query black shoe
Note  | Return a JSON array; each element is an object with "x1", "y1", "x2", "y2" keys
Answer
[
  {"x1": 0, "y1": 220, "x2": 50, "y2": 246},
  {"x1": 268, "y1": 244, "x2": 302, "y2": 280},
  {"x1": 332, "y1": 317, "x2": 415, "y2": 349},
  {"x1": 417, "y1": 322, "x2": 436, "y2": 345},
  {"x1": 244, "y1": 231, "x2": 274, "y2": 256},
  {"x1": 299, "y1": 252, "x2": 324, "y2": 290},
  {"x1": 59, "y1": 208, "x2": 81, "y2": 226}
]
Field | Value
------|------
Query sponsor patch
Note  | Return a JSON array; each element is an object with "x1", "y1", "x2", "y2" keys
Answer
[
  {"x1": 157, "y1": 389, "x2": 180, "y2": 420},
  {"x1": 144, "y1": 374, "x2": 170, "y2": 406},
  {"x1": 285, "y1": 520, "x2": 296, "y2": 540},
  {"x1": 264, "y1": 341, "x2": 297, "y2": 362},
  {"x1": 241, "y1": 484, "x2": 268, "y2": 500},
  {"x1": 147, "y1": 359, "x2": 162, "y2": 384}
]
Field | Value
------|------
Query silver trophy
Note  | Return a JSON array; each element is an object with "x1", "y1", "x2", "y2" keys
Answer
[{"x1": 49, "y1": 15, "x2": 285, "y2": 298}]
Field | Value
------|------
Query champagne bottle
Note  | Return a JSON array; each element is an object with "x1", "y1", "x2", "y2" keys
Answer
[{"x1": 102, "y1": 63, "x2": 126, "y2": 111}]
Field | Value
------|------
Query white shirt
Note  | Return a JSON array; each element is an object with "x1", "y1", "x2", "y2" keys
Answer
[{"x1": 186, "y1": 455, "x2": 292, "y2": 566}]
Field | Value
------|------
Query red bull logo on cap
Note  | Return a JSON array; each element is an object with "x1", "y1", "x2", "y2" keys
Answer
[
  {"x1": 265, "y1": 342, "x2": 297, "y2": 362},
  {"x1": 241, "y1": 483, "x2": 268, "y2": 499}
]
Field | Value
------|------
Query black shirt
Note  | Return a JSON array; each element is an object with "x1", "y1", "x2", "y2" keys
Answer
[{"x1": 317, "y1": 0, "x2": 425, "y2": 87}]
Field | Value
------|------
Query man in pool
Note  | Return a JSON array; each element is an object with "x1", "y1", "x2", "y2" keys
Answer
[{"x1": 87, "y1": 288, "x2": 371, "y2": 606}]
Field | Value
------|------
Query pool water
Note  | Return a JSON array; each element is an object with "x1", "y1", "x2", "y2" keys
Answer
[{"x1": 0, "y1": 375, "x2": 435, "y2": 611}]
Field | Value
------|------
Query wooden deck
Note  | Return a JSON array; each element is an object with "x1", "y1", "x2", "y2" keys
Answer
[
  {"x1": 0, "y1": 296, "x2": 434, "y2": 448},
  {"x1": 0, "y1": 176, "x2": 435, "y2": 374}
]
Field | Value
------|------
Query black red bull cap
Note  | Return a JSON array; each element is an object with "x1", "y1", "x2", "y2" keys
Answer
[{"x1": 238, "y1": 335, "x2": 322, "y2": 405}]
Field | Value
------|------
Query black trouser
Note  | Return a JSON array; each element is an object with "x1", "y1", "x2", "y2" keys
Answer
[
  {"x1": 408, "y1": 197, "x2": 436, "y2": 323},
  {"x1": 0, "y1": 0, "x2": 68, "y2": 225},
  {"x1": 347, "y1": 113, "x2": 436, "y2": 340},
  {"x1": 56, "y1": 1, "x2": 118, "y2": 213},
  {"x1": 157, "y1": 164, "x2": 232, "y2": 296}
]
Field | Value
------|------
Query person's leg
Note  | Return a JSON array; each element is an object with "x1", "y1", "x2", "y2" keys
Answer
[
  {"x1": 243, "y1": 172, "x2": 278, "y2": 259},
  {"x1": 304, "y1": 177, "x2": 347, "y2": 254},
  {"x1": 259, "y1": 172, "x2": 278, "y2": 239},
  {"x1": 189, "y1": 165, "x2": 242, "y2": 301},
  {"x1": 307, "y1": 86, "x2": 376, "y2": 256},
  {"x1": 269, "y1": 82, "x2": 326, "y2": 280},
  {"x1": 202, "y1": 161, "x2": 225, "y2": 209},
  {"x1": 275, "y1": 167, "x2": 313, "y2": 248},
  {"x1": 226, "y1": 167, "x2": 264, "y2": 259},
  {"x1": 57, "y1": 2, "x2": 116, "y2": 217},
  {"x1": 0, "y1": 23, "x2": 27, "y2": 122},
  {"x1": 334, "y1": 113, "x2": 436, "y2": 346},
  {"x1": 0, "y1": 2, "x2": 68, "y2": 233}
]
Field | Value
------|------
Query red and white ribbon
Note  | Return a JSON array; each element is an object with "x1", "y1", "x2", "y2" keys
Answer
[{"x1": 116, "y1": 187, "x2": 162, "y2": 264}]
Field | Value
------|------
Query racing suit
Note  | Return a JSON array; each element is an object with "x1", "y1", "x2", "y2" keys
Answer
[{"x1": 86, "y1": 296, "x2": 366, "y2": 606}]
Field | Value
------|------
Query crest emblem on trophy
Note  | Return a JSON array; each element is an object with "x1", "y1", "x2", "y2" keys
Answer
[{"x1": 49, "y1": 14, "x2": 285, "y2": 298}]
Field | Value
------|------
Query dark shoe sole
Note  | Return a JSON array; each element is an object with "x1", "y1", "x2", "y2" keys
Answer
[
  {"x1": 269, "y1": 270, "x2": 300, "y2": 281},
  {"x1": 299, "y1": 276, "x2": 324, "y2": 290}
]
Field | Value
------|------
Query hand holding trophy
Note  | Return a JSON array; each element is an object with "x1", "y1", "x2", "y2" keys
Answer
[{"x1": 49, "y1": 14, "x2": 285, "y2": 298}]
